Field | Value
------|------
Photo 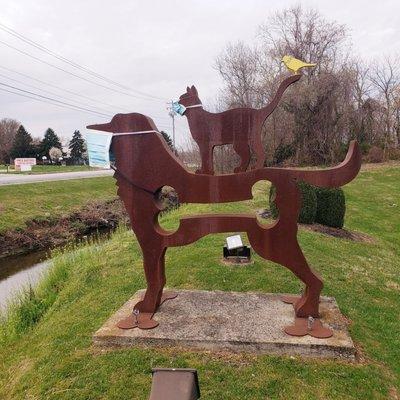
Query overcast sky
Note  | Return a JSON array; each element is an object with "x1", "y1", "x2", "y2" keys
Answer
[{"x1": 1, "y1": 0, "x2": 399, "y2": 147}]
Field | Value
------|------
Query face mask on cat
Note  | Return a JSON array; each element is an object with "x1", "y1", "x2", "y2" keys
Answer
[{"x1": 172, "y1": 101, "x2": 186, "y2": 116}]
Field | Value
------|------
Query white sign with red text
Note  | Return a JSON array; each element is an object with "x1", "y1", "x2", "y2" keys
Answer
[{"x1": 14, "y1": 158, "x2": 36, "y2": 171}]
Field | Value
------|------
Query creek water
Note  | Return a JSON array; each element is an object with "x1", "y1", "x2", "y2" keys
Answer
[
  {"x1": 0, "y1": 250, "x2": 51, "y2": 311},
  {"x1": 0, "y1": 229, "x2": 114, "y2": 312}
]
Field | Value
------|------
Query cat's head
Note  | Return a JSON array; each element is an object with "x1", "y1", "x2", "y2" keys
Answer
[{"x1": 178, "y1": 85, "x2": 202, "y2": 108}]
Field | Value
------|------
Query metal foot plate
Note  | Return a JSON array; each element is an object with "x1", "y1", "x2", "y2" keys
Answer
[
  {"x1": 284, "y1": 317, "x2": 333, "y2": 338},
  {"x1": 117, "y1": 312, "x2": 159, "y2": 330},
  {"x1": 281, "y1": 295, "x2": 301, "y2": 304},
  {"x1": 117, "y1": 291, "x2": 178, "y2": 330}
]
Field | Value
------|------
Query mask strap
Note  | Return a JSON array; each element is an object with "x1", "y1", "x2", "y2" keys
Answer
[
  {"x1": 185, "y1": 104, "x2": 203, "y2": 109},
  {"x1": 113, "y1": 130, "x2": 159, "y2": 136}
]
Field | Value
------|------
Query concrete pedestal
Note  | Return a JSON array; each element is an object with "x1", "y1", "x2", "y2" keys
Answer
[{"x1": 93, "y1": 289, "x2": 355, "y2": 360}]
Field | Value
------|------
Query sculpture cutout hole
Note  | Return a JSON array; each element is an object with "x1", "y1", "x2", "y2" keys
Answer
[
  {"x1": 213, "y1": 144, "x2": 239, "y2": 174},
  {"x1": 251, "y1": 180, "x2": 277, "y2": 227},
  {"x1": 221, "y1": 232, "x2": 254, "y2": 266},
  {"x1": 155, "y1": 186, "x2": 180, "y2": 232}
]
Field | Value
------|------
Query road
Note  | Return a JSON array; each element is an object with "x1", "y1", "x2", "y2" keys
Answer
[{"x1": 0, "y1": 169, "x2": 113, "y2": 186}]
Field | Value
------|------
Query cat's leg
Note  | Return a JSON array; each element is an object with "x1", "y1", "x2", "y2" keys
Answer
[
  {"x1": 233, "y1": 142, "x2": 251, "y2": 173},
  {"x1": 196, "y1": 143, "x2": 214, "y2": 175},
  {"x1": 252, "y1": 137, "x2": 265, "y2": 170}
]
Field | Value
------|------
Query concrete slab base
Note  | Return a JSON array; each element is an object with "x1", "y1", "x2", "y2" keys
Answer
[{"x1": 93, "y1": 289, "x2": 355, "y2": 360}]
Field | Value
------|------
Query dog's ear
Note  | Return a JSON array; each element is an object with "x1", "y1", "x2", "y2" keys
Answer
[{"x1": 191, "y1": 85, "x2": 198, "y2": 96}]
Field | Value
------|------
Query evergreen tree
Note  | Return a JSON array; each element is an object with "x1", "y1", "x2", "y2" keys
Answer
[
  {"x1": 10, "y1": 125, "x2": 34, "y2": 159},
  {"x1": 68, "y1": 130, "x2": 86, "y2": 164},
  {"x1": 160, "y1": 131, "x2": 174, "y2": 151},
  {"x1": 40, "y1": 128, "x2": 62, "y2": 162}
]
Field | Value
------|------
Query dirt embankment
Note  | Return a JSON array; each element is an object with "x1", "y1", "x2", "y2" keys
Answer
[
  {"x1": 0, "y1": 199, "x2": 129, "y2": 259},
  {"x1": 0, "y1": 187, "x2": 180, "y2": 259}
]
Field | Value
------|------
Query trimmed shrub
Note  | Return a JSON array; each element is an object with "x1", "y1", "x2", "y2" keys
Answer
[
  {"x1": 314, "y1": 187, "x2": 345, "y2": 228},
  {"x1": 269, "y1": 181, "x2": 317, "y2": 224},
  {"x1": 269, "y1": 183, "x2": 346, "y2": 228}
]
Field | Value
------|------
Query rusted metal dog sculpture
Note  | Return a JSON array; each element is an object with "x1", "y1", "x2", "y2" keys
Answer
[{"x1": 87, "y1": 94, "x2": 361, "y2": 337}]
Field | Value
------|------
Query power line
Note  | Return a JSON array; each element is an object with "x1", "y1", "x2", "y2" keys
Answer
[
  {"x1": 0, "y1": 38, "x2": 165, "y2": 103},
  {"x1": 0, "y1": 64, "x2": 171, "y2": 121},
  {"x1": 0, "y1": 81, "x2": 112, "y2": 118},
  {"x1": 0, "y1": 87, "x2": 110, "y2": 119},
  {"x1": 0, "y1": 64, "x2": 132, "y2": 113},
  {"x1": 2, "y1": 85, "x2": 174, "y2": 135},
  {"x1": 0, "y1": 81, "x2": 174, "y2": 126},
  {"x1": 0, "y1": 21, "x2": 167, "y2": 101},
  {"x1": 0, "y1": 71, "x2": 115, "y2": 115}
]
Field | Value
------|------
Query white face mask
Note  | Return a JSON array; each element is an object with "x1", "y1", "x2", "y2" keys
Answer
[
  {"x1": 85, "y1": 131, "x2": 113, "y2": 169},
  {"x1": 85, "y1": 130, "x2": 159, "y2": 169}
]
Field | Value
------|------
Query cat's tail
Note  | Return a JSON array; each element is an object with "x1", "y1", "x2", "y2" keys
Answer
[
  {"x1": 268, "y1": 141, "x2": 361, "y2": 188},
  {"x1": 260, "y1": 74, "x2": 301, "y2": 120}
]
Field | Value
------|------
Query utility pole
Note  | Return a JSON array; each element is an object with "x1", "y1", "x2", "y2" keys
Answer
[{"x1": 168, "y1": 100, "x2": 177, "y2": 152}]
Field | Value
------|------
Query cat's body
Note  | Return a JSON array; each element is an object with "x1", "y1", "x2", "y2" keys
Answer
[{"x1": 179, "y1": 74, "x2": 301, "y2": 175}]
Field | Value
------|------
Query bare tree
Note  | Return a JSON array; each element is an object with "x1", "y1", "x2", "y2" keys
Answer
[
  {"x1": 215, "y1": 42, "x2": 261, "y2": 107},
  {"x1": 214, "y1": 4, "x2": 400, "y2": 166},
  {"x1": 0, "y1": 118, "x2": 20, "y2": 164},
  {"x1": 258, "y1": 5, "x2": 348, "y2": 76},
  {"x1": 369, "y1": 56, "x2": 400, "y2": 151}
]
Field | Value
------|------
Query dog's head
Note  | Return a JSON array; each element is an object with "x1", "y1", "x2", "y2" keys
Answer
[
  {"x1": 87, "y1": 113, "x2": 157, "y2": 134},
  {"x1": 178, "y1": 85, "x2": 202, "y2": 108}
]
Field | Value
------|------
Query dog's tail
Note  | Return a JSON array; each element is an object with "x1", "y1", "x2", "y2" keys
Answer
[{"x1": 272, "y1": 141, "x2": 361, "y2": 188}]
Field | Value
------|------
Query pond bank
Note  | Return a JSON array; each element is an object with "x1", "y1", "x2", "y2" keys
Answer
[{"x1": 0, "y1": 198, "x2": 129, "y2": 259}]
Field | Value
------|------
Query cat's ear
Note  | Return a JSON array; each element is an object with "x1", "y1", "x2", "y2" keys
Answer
[
  {"x1": 186, "y1": 86, "x2": 190, "y2": 92},
  {"x1": 191, "y1": 85, "x2": 198, "y2": 96}
]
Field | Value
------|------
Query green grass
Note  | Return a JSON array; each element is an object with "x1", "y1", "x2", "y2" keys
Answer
[
  {"x1": 0, "y1": 177, "x2": 117, "y2": 232},
  {"x1": 0, "y1": 165, "x2": 96, "y2": 174},
  {"x1": 0, "y1": 166, "x2": 399, "y2": 399}
]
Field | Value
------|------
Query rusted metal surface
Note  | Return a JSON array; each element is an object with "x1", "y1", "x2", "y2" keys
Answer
[
  {"x1": 117, "y1": 291, "x2": 177, "y2": 330},
  {"x1": 178, "y1": 75, "x2": 300, "y2": 175},
  {"x1": 149, "y1": 368, "x2": 200, "y2": 400},
  {"x1": 284, "y1": 316, "x2": 333, "y2": 339},
  {"x1": 87, "y1": 76, "x2": 361, "y2": 338}
]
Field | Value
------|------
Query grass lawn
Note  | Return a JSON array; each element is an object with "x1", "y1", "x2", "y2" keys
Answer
[
  {"x1": 0, "y1": 177, "x2": 117, "y2": 232},
  {"x1": 0, "y1": 165, "x2": 96, "y2": 174},
  {"x1": 0, "y1": 165, "x2": 399, "y2": 399}
]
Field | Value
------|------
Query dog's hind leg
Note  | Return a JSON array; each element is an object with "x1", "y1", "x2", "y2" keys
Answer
[
  {"x1": 248, "y1": 224, "x2": 322, "y2": 318},
  {"x1": 263, "y1": 178, "x2": 323, "y2": 318},
  {"x1": 275, "y1": 239, "x2": 323, "y2": 318}
]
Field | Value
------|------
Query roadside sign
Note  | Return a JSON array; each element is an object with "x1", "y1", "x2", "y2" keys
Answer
[{"x1": 14, "y1": 158, "x2": 36, "y2": 171}]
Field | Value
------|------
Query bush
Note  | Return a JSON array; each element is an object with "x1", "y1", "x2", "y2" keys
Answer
[
  {"x1": 269, "y1": 181, "x2": 317, "y2": 224},
  {"x1": 272, "y1": 142, "x2": 295, "y2": 165},
  {"x1": 269, "y1": 183, "x2": 345, "y2": 228},
  {"x1": 368, "y1": 146, "x2": 384, "y2": 163},
  {"x1": 388, "y1": 148, "x2": 400, "y2": 160},
  {"x1": 314, "y1": 187, "x2": 345, "y2": 228}
]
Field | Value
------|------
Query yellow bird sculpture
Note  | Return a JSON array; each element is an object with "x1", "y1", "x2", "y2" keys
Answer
[{"x1": 282, "y1": 55, "x2": 316, "y2": 74}]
